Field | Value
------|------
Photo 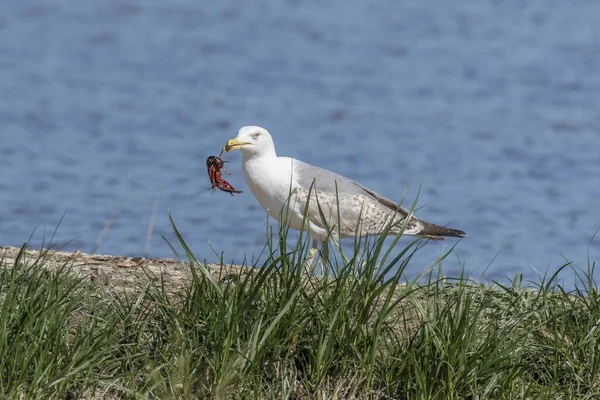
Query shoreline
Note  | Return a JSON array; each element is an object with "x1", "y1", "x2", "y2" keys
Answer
[{"x1": 0, "y1": 245, "x2": 251, "y2": 295}]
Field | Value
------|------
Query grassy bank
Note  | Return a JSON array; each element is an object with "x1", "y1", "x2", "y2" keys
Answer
[{"x1": 1, "y1": 220, "x2": 599, "y2": 399}]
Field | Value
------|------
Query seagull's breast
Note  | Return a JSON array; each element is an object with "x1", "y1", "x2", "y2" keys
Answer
[{"x1": 242, "y1": 156, "x2": 299, "y2": 222}]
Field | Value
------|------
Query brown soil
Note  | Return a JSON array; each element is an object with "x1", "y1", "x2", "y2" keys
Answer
[{"x1": 0, "y1": 245, "x2": 252, "y2": 295}]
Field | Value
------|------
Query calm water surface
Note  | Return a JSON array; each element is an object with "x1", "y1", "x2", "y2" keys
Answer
[{"x1": 1, "y1": 1, "x2": 599, "y2": 285}]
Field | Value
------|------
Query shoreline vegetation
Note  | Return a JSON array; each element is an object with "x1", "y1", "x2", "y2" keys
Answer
[{"x1": 1, "y1": 220, "x2": 599, "y2": 399}]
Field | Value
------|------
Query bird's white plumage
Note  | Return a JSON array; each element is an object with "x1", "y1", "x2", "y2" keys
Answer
[{"x1": 224, "y1": 126, "x2": 464, "y2": 245}]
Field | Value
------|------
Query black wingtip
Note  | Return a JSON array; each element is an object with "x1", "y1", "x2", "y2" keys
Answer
[{"x1": 419, "y1": 221, "x2": 466, "y2": 239}]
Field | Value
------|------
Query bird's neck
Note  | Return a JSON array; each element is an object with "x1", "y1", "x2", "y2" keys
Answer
[
  {"x1": 241, "y1": 149, "x2": 282, "y2": 184},
  {"x1": 242, "y1": 149, "x2": 277, "y2": 163}
]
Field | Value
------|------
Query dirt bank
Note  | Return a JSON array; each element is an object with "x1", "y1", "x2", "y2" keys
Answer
[{"x1": 0, "y1": 245, "x2": 251, "y2": 295}]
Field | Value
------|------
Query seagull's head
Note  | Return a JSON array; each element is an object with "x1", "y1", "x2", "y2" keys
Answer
[{"x1": 223, "y1": 126, "x2": 276, "y2": 158}]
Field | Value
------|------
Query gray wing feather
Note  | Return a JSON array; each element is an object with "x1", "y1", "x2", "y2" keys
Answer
[
  {"x1": 291, "y1": 159, "x2": 415, "y2": 237},
  {"x1": 292, "y1": 159, "x2": 410, "y2": 216},
  {"x1": 291, "y1": 159, "x2": 465, "y2": 240}
]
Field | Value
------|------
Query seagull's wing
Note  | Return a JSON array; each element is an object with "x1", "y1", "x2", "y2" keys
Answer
[
  {"x1": 291, "y1": 158, "x2": 465, "y2": 240},
  {"x1": 292, "y1": 158, "x2": 411, "y2": 214},
  {"x1": 291, "y1": 159, "x2": 414, "y2": 237}
]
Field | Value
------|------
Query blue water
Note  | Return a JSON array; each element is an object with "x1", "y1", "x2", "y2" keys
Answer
[{"x1": 1, "y1": 1, "x2": 599, "y2": 286}]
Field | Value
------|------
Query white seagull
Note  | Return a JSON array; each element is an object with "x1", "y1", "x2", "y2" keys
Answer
[{"x1": 223, "y1": 126, "x2": 465, "y2": 263}]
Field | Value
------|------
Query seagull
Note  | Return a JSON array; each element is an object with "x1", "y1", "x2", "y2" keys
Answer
[{"x1": 223, "y1": 126, "x2": 465, "y2": 264}]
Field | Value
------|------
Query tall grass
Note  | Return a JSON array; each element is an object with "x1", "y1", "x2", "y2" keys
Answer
[
  {"x1": 0, "y1": 246, "x2": 123, "y2": 399},
  {"x1": 1, "y1": 221, "x2": 600, "y2": 398}
]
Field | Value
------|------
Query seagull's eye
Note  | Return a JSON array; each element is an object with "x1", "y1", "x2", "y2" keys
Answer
[{"x1": 252, "y1": 132, "x2": 261, "y2": 139}]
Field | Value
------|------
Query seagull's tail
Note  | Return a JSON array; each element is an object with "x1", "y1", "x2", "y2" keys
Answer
[{"x1": 412, "y1": 220, "x2": 466, "y2": 241}]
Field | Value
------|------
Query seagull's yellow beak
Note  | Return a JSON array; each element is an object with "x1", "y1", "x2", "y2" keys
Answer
[{"x1": 223, "y1": 138, "x2": 252, "y2": 152}]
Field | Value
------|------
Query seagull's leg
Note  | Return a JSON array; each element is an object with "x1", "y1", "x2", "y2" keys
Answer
[
  {"x1": 320, "y1": 240, "x2": 329, "y2": 271},
  {"x1": 304, "y1": 239, "x2": 319, "y2": 271}
]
